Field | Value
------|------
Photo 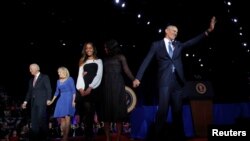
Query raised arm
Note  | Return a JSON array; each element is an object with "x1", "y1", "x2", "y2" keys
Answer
[{"x1": 205, "y1": 16, "x2": 216, "y2": 36}]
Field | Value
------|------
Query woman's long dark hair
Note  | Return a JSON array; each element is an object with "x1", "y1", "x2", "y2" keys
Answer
[
  {"x1": 79, "y1": 42, "x2": 98, "y2": 66},
  {"x1": 105, "y1": 39, "x2": 122, "y2": 56}
]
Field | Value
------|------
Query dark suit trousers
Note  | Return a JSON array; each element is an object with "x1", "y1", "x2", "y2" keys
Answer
[
  {"x1": 154, "y1": 72, "x2": 185, "y2": 140},
  {"x1": 30, "y1": 98, "x2": 49, "y2": 141}
]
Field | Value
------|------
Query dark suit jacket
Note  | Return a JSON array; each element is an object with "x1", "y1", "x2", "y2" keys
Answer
[
  {"x1": 136, "y1": 32, "x2": 207, "y2": 87},
  {"x1": 25, "y1": 73, "x2": 52, "y2": 105}
]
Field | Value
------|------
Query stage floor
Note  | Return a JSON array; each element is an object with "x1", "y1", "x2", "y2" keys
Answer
[{"x1": 51, "y1": 134, "x2": 207, "y2": 141}]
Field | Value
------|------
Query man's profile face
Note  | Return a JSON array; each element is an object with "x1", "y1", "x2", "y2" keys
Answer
[
  {"x1": 166, "y1": 25, "x2": 178, "y2": 41},
  {"x1": 29, "y1": 65, "x2": 38, "y2": 76}
]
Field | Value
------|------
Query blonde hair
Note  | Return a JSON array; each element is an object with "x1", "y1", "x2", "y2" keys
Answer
[{"x1": 58, "y1": 67, "x2": 70, "y2": 78}]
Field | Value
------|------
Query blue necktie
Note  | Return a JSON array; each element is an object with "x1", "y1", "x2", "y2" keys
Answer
[
  {"x1": 168, "y1": 41, "x2": 173, "y2": 58},
  {"x1": 168, "y1": 41, "x2": 175, "y2": 72}
]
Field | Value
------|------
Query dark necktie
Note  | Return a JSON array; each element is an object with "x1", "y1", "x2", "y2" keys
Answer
[{"x1": 168, "y1": 41, "x2": 173, "y2": 58}]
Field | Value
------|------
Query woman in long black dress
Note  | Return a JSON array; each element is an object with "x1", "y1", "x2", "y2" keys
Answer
[
  {"x1": 76, "y1": 42, "x2": 103, "y2": 141},
  {"x1": 102, "y1": 39, "x2": 135, "y2": 141}
]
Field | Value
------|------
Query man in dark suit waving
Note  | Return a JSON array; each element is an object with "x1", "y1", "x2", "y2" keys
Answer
[
  {"x1": 22, "y1": 63, "x2": 52, "y2": 141},
  {"x1": 133, "y1": 16, "x2": 216, "y2": 140}
]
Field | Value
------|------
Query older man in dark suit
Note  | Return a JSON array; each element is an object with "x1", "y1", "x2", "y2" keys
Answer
[
  {"x1": 133, "y1": 17, "x2": 216, "y2": 140},
  {"x1": 22, "y1": 63, "x2": 52, "y2": 141}
]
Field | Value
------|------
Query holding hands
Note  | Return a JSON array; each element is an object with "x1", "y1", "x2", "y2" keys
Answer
[
  {"x1": 133, "y1": 79, "x2": 140, "y2": 88},
  {"x1": 21, "y1": 102, "x2": 27, "y2": 109},
  {"x1": 47, "y1": 100, "x2": 53, "y2": 106}
]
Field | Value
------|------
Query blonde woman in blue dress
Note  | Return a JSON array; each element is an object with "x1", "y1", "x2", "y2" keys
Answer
[{"x1": 48, "y1": 66, "x2": 76, "y2": 141}]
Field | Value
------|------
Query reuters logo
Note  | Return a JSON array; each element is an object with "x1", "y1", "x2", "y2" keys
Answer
[{"x1": 195, "y1": 82, "x2": 207, "y2": 94}]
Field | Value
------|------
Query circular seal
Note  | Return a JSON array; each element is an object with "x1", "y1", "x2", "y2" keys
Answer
[
  {"x1": 195, "y1": 82, "x2": 207, "y2": 94},
  {"x1": 125, "y1": 86, "x2": 137, "y2": 113}
]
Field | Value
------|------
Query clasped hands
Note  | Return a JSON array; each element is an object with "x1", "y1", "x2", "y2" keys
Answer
[
  {"x1": 133, "y1": 79, "x2": 140, "y2": 88},
  {"x1": 79, "y1": 87, "x2": 92, "y2": 96}
]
